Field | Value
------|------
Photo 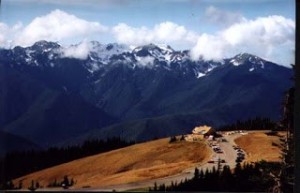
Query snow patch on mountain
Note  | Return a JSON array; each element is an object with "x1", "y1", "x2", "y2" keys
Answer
[
  {"x1": 208, "y1": 63, "x2": 219, "y2": 72},
  {"x1": 230, "y1": 59, "x2": 241, "y2": 66},
  {"x1": 25, "y1": 49, "x2": 34, "y2": 63},
  {"x1": 86, "y1": 63, "x2": 101, "y2": 73},
  {"x1": 196, "y1": 71, "x2": 206, "y2": 78},
  {"x1": 249, "y1": 67, "x2": 255, "y2": 72}
]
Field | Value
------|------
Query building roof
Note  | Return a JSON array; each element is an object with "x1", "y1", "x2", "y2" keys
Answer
[{"x1": 192, "y1": 125, "x2": 213, "y2": 135}]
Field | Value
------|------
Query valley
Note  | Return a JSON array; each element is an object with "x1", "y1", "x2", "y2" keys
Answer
[{"x1": 0, "y1": 41, "x2": 293, "y2": 148}]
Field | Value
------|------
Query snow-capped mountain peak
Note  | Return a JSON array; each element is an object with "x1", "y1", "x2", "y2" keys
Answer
[
  {"x1": 156, "y1": 44, "x2": 175, "y2": 53},
  {"x1": 132, "y1": 44, "x2": 176, "y2": 65},
  {"x1": 230, "y1": 53, "x2": 267, "y2": 71},
  {"x1": 232, "y1": 53, "x2": 265, "y2": 64},
  {"x1": 88, "y1": 42, "x2": 129, "y2": 62},
  {"x1": 30, "y1": 40, "x2": 61, "y2": 52},
  {"x1": 133, "y1": 44, "x2": 174, "y2": 55},
  {"x1": 3, "y1": 41, "x2": 277, "y2": 78}
]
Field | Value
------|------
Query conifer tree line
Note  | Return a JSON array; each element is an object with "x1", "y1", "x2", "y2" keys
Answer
[
  {"x1": 48, "y1": 175, "x2": 75, "y2": 188},
  {"x1": 217, "y1": 117, "x2": 277, "y2": 131},
  {"x1": 0, "y1": 137, "x2": 134, "y2": 189},
  {"x1": 276, "y1": 65, "x2": 295, "y2": 193},
  {"x1": 3, "y1": 175, "x2": 75, "y2": 190},
  {"x1": 150, "y1": 161, "x2": 281, "y2": 192}
]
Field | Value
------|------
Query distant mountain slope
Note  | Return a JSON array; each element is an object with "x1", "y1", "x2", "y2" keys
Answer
[
  {"x1": 0, "y1": 57, "x2": 115, "y2": 147},
  {"x1": 0, "y1": 130, "x2": 40, "y2": 156},
  {"x1": 77, "y1": 53, "x2": 291, "y2": 143},
  {"x1": 3, "y1": 91, "x2": 116, "y2": 147},
  {"x1": 0, "y1": 41, "x2": 293, "y2": 147}
]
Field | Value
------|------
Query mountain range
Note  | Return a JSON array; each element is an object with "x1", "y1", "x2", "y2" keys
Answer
[{"x1": 0, "y1": 40, "x2": 293, "y2": 150}]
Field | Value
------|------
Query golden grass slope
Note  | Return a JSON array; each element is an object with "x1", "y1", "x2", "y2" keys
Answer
[
  {"x1": 15, "y1": 138, "x2": 211, "y2": 189},
  {"x1": 235, "y1": 131, "x2": 285, "y2": 163}
]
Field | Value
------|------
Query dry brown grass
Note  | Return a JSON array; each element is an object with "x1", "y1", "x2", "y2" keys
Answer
[
  {"x1": 14, "y1": 138, "x2": 211, "y2": 189},
  {"x1": 235, "y1": 131, "x2": 285, "y2": 163}
]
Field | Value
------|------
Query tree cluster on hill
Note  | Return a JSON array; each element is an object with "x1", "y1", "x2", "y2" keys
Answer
[
  {"x1": 169, "y1": 135, "x2": 185, "y2": 143},
  {"x1": 3, "y1": 176, "x2": 75, "y2": 190},
  {"x1": 277, "y1": 86, "x2": 295, "y2": 193},
  {"x1": 268, "y1": 65, "x2": 295, "y2": 193},
  {"x1": 151, "y1": 161, "x2": 281, "y2": 192},
  {"x1": 48, "y1": 175, "x2": 75, "y2": 189},
  {"x1": 0, "y1": 137, "x2": 134, "y2": 189},
  {"x1": 218, "y1": 117, "x2": 277, "y2": 131}
]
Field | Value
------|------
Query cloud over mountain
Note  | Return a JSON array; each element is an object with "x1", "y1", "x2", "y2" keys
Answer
[
  {"x1": 1, "y1": 9, "x2": 107, "y2": 47},
  {"x1": 61, "y1": 40, "x2": 91, "y2": 60},
  {"x1": 191, "y1": 15, "x2": 295, "y2": 66},
  {"x1": 112, "y1": 22, "x2": 197, "y2": 48},
  {"x1": 0, "y1": 9, "x2": 295, "y2": 67}
]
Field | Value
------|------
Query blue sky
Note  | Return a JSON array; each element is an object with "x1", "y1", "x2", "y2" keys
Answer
[{"x1": 0, "y1": 0, "x2": 295, "y2": 66}]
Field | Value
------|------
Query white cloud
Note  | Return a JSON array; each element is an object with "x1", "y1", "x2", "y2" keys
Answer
[
  {"x1": 204, "y1": 6, "x2": 246, "y2": 26},
  {"x1": 61, "y1": 40, "x2": 91, "y2": 60},
  {"x1": 10, "y1": 9, "x2": 107, "y2": 47},
  {"x1": 191, "y1": 15, "x2": 295, "y2": 66},
  {"x1": 0, "y1": 23, "x2": 8, "y2": 45},
  {"x1": 136, "y1": 56, "x2": 155, "y2": 67},
  {"x1": 0, "y1": 22, "x2": 23, "y2": 48},
  {"x1": 0, "y1": 8, "x2": 295, "y2": 66},
  {"x1": 190, "y1": 34, "x2": 227, "y2": 61},
  {"x1": 112, "y1": 22, "x2": 198, "y2": 48}
]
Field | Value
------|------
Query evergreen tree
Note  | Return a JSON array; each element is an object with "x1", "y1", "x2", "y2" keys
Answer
[
  {"x1": 6, "y1": 180, "x2": 14, "y2": 190},
  {"x1": 217, "y1": 158, "x2": 222, "y2": 175},
  {"x1": 62, "y1": 175, "x2": 70, "y2": 188},
  {"x1": 169, "y1": 136, "x2": 177, "y2": 143},
  {"x1": 180, "y1": 135, "x2": 185, "y2": 141},
  {"x1": 199, "y1": 168, "x2": 204, "y2": 179},
  {"x1": 158, "y1": 183, "x2": 166, "y2": 191},
  {"x1": 170, "y1": 181, "x2": 174, "y2": 190},
  {"x1": 235, "y1": 162, "x2": 242, "y2": 179},
  {"x1": 153, "y1": 182, "x2": 157, "y2": 191},
  {"x1": 54, "y1": 178, "x2": 58, "y2": 187},
  {"x1": 18, "y1": 180, "x2": 23, "y2": 189},
  {"x1": 279, "y1": 87, "x2": 295, "y2": 192},
  {"x1": 28, "y1": 180, "x2": 35, "y2": 191},
  {"x1": 193, "y1": 167, "x2": 199, "y2": 179},
  {"x1": 70, "y1": 178, "x2": 75, "y2": 186}
]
